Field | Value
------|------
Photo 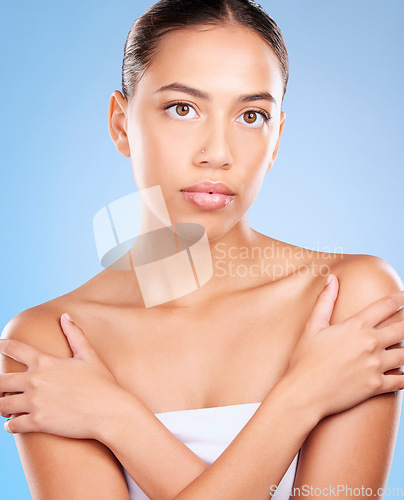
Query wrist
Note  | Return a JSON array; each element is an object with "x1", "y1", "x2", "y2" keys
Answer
[
  {"x1": 273, "y1": 372, "x2": 323, "y2": 429},
  {"x1": 93, "y1": 385, "x2": 138, "y2": 446}
]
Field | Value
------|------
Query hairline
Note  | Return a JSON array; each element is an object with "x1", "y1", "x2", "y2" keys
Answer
[{"x1": 127, "y1": 20, "x2": 285, "y2": 103}]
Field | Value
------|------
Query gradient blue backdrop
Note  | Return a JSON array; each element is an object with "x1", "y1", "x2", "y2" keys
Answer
[{"x1": 1, "y1": 1, "x2": 403, "y2": 497}]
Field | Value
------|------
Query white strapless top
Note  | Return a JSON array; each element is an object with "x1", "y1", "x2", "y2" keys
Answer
[{"x1": 123, "y1": 402, "x2": 300, "y2": 499}]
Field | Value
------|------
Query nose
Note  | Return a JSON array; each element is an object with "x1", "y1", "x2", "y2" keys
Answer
[{"x1": 194, "y1": 115, "x2": 234, "y2": 170}]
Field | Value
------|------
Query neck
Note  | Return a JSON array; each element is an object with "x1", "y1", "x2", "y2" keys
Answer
[
  {"x1": 131, "y1": 213, "x2": 261, "y2": 308},
  {"x1": 96, "y1": 188, "x2": 266, "y2": 308}
]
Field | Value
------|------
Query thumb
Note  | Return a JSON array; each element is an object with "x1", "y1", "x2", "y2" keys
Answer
[
  {"x1": 60, "y1": 313, "x2": 99, "y2": 361},
  {"x1": 304, "y1": 274, "x2": 339, "y2": 334}
]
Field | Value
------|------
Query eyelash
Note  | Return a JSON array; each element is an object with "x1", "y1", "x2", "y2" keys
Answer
[{"x1": 163, "y1": 101, "x2": 272, "y2": 125}]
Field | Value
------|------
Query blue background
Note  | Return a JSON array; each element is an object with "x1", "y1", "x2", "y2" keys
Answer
[{"x1": 1, "y1": 0, "x2": 403, "y2": 497}]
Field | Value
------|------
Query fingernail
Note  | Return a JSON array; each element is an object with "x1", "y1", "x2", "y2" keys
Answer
[
  {"x1": 63, "y1": 313, "x2": 75, "y2": 324},
  {"x1": 325, "y1": 274, "x2": 334, "y2": 287},
  {"x1": 4, "y1": 419, "x2": 11, "y2": 433}
]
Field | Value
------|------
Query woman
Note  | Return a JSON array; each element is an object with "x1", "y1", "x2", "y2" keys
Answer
[{"x1": 1, "y1": 0, "x2": 403, "y2": 498}]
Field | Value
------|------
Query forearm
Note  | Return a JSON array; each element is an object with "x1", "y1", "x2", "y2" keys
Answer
[
  {"x1": 98, "y1": 388, "x2": 208, "y2": 499},
  {"x1": 98, "y1": 376, "x2": 320, "y2": 500},
  {"x1": 172, "y1": 376, "x2": 319, "y2": 499}
]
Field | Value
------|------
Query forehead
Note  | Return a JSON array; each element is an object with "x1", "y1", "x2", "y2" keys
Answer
[{"x1": 138, "y1": 24, "x2": 283, "y2": 103}]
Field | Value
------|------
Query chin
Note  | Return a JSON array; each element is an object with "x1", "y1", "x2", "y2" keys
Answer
[
  {"x1": 164, "y1": 197, "x2": 237, "y2": 237},
  {"x1": 175, "y1": 217, "x2": 233, "y2": 243}
]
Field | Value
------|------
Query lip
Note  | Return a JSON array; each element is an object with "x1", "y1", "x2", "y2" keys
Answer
[
  {"x1": 181, "y1": 181, "x2": 235, "y2": 196},
  {"x1": 180, "y1": 181, "x2": 236, "y2": 211}
]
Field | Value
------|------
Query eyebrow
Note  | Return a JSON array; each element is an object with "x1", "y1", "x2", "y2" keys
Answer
[{"x1": 154, "y1": 82, "x2": 277, "y2": 106}]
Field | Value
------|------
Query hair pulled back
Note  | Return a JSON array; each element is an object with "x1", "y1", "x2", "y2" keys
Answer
[{"x1": 122, "y1": 0, "x2": 289, "y2": 102}]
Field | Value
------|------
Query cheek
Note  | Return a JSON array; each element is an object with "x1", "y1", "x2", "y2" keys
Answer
[
  {"x1": 237, "y1": 139, "x2": 271, "y2": 181},
  {"x1": 234, "y1": 141, "x2": 272, "y2": 205},
  {"x1": 128, "y1": 118, "x2": 181, "y2": 188}
]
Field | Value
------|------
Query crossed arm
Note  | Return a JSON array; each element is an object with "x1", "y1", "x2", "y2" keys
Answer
[{"x1": 1, "y1": 256, "x2": 403, "y2": 500}]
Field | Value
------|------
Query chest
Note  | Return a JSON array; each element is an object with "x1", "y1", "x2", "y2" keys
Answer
[{"x1": 85, "y1": 287, "x2": 311, "y2": 413}]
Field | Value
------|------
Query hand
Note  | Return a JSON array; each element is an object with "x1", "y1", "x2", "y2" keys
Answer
[
  {"x1": 0, "y1": 314, "x2": 124, "y2": 439},
  {"x1": 283, "y1": 275, "x2": 404, "y2": 421}
]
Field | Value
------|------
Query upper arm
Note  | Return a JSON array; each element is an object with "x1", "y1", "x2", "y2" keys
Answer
[
  {"x1": 0, "y1": 308, "x2": 131, "y2": 500},
  {"x1": 291, "y1": 255, "x2": 404, "y2": 499}
]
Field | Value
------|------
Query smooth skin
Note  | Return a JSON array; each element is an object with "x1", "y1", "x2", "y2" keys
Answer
[
  {"x1": 1, "y1": 277, "x2": 404, "y2": 500},
  {"x1": 1, "y1": 25, "x2": 404, "y2": 499}
]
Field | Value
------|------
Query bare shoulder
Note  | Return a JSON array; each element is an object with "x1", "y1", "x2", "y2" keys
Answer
[
  {"x1": 1, "y1": 299, "x2": 131, "y2": 498},
  {"x1": 292, "y1": 252, "x2": 403, "y2": 493},
  {"x1": 1, "y1": 299, "x2": 75, "y2": 374},
  {"x1": 0, "y1": 266, "x2": 114, "y2": 368},
  {"x1": 326, "y1": 252, "x2": 404, "y2": 325}
]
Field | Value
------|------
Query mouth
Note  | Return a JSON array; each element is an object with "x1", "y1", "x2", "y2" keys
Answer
[{"x1": 180, "y1": 181, "x2": 236, "y2": 211}]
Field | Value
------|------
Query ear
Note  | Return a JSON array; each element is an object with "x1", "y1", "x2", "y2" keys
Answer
[
  {"x1": 266, "y1": 110, "x2": 286, "y2": 172},
  {"x1": 108, "y1": 90, "x2": 131, "y2": 157}
]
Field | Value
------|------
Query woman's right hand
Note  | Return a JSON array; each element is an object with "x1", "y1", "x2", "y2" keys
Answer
[{"x1": 284, "y1": 274, "x2": 404, "y2": 421}]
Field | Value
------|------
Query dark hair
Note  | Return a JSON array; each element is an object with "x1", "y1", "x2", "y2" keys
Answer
[{"x1": 121, "y1": 0, "x2": 289, "y2": 102}]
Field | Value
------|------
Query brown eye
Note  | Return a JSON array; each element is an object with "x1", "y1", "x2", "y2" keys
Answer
[
  {"x1": 243, "y1": 111, "x2": 257, "y2": 124},
  {"x1": 236, "y1": 109, "x2": 270, "y2": 128},
  {"x1": 165, "y1": 102, "x2": 197, "y2": 120},
  {"x1": 176, "y1": 104, "x2": 190, "y2": 116}
]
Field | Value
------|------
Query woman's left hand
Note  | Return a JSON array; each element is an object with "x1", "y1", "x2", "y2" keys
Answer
[{"x1": 0, "y1": 313, "x2": 123, "y2": 439}]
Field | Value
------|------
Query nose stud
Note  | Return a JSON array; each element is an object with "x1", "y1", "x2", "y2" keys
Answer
[{"x1": 201, "y1": 148, "x2": 205, "y2": 153}]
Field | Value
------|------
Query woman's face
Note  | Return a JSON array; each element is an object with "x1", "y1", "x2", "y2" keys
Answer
[{"x1": 110, "y1": 24, "x2": 286, "y2": 240}]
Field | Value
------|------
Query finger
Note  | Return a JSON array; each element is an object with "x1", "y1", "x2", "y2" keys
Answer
[
  {"x1": 304, "y1": 275, "x2": 339, "y2": 333},
  {"x1": 0, "y1": 394, "x2": 28, "y2": 418},
  {"x1": 380, "y1": 373, "x2": 404, "y2": 394},
  {"x1": 4, "y1": 414, "x2": 33, "y2": 434},
  {"x1": 352, "y1": 290, "x2": 404, "y2": 329},
  {"x1": 0, "y1": 339, "x2": 42, "y2": 368},
  {"x1": 381, "y1": 347, "x2": 404, "y2": 373},
  {"x1": 0, "y1": 373, "x2": 27, "y2": 394},
  {"x1": 379, "y1": 321, "x2": 404, "y2": 350},
  {"x1": 60, "y1": 313, "x2": 99, "y2": 361}
]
